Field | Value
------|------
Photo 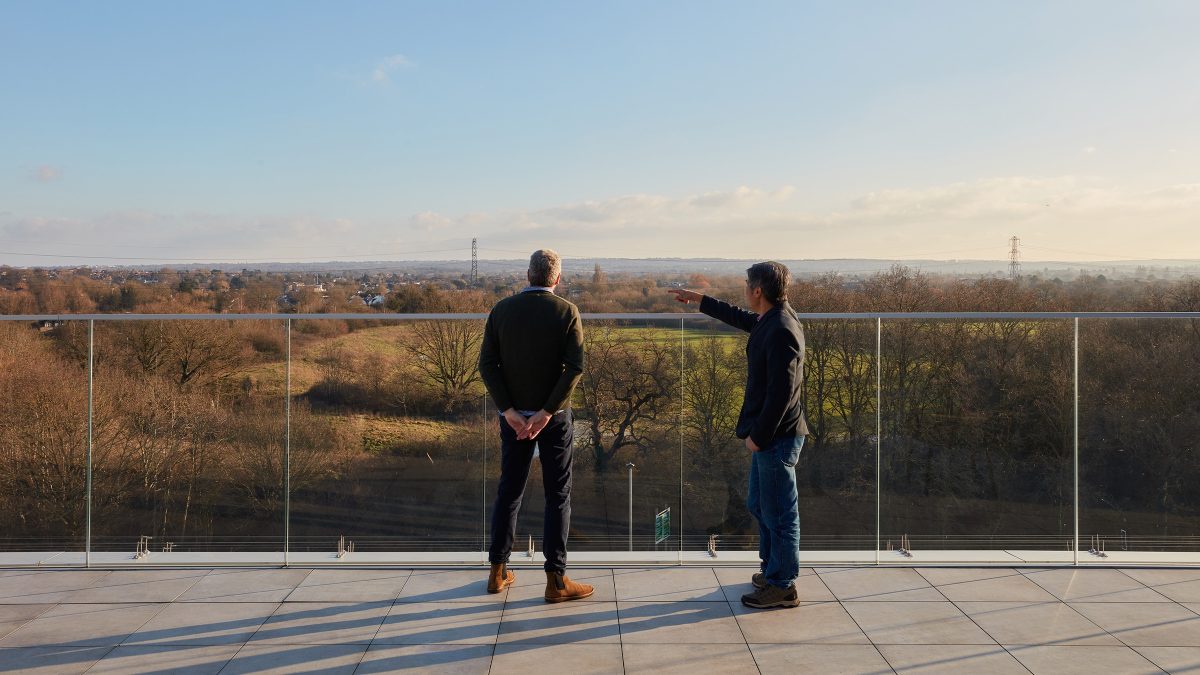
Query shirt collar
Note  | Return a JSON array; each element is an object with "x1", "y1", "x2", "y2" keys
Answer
[
  {"x1": 521, "y1": 286, "x2": 556, "y2": 294},
  {"x1": 758, "y1": 301, "x2": 789, "y2": 321}
]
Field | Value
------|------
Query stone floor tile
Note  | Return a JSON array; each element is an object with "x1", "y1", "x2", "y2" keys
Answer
[
  {"x1": 955, "y1": 600, "x2": 1118, "y2": 646},
  {"x1": 122, "y1": 602, "x2": 279, "y2": 646},
  {"x1": 843, "y1": 601, "x2": 996, "y2": 645},
  {"x1": 85, "y1": 645, "x2": 241, "y2": 674},
  {"x1": 714, "y1": 567, "x2": 835, "y2": 603},
  {"x1": 621, "y1": 643, "x2": 758, "y2": 674},
  {"x1": 1133, "y1": 646, "x2": 1200, "y2": 674},
  {"x1": 176, "y1": 570, "x2": 312, "y2": 603},
  {"x1": 0, "y1": 603, "x2": 163, "y2": 647},
  {"x1": 497, "y1": 600, "x2": 620, "y2": 644},
  {"x1": 876, "y1": 644, "x2": 1030, "y2": 674},
  {"x1": 394, "y1": 570, "x2": 507, "y2": 603},
  {"x1": 374, "y1": 602, "x2": 502, "y2": 644},
  {"x1": 492, "y1": 644, "x2": 622, "y2": 674},
  {"x1": 356, "y1": 644, "x2": 493, "y2": 674},
  {"x1": 216, "y1": 644, "x2": 366, "y2": 674},
  {"x1": 0, "y1": 571, "x2": 111, "y2": 604},
  {"x1": 504, "y1": 567, "x2": 615, "y2": 602},
  {"x1": 1131, "y1": 578, "x2": 1200, "y2": 604},
  {"x1": 62, "y1": 570, "x2": 209, "y2": 603},
  {"x1": 731, "y1": 600, "x2": 870, "y2": 644},
  {"x1": 818, "y1": 568, "x2": 942, "y2": 601},
  {"x1": 0, "y1": 604, "x2": 55, "y2": 640},
  {"x1": 915, "y1": 567, "x2": 1021, "y2": 587},
  {"x1": 0, "y1": 646, "x2": 113, "y2": 674},
  {"x1": 282, "y1": 569, "x2": 411, "y2": 602},
  {"x1": 1024, "y1": 569, "x2": 1170, "y2": 602},
  {"x1": 932, "y1": 573, "x2": 1058, "y2": 602},
  {"x1": 617, "y1": 601, "x2": 745, "y2": 644},
  {"x1": 612, "y1": 568, "x2": 724, "y2": 602},
  {"x1": 1007, "y1": 645, "x2": 1165, "y2": 674},
  {"x1": 750, "y1": 644, "x2": 893, "y2": 675},
  {"x1": 248, "y1": 601, "x2": 391, "y2": 645},
  {"x1": 1118, "y1": 569, "x2": 1200, "y2": 588},
  {"x1": 1070, "y1": 602, "x2": 1200, "y2": 647}
]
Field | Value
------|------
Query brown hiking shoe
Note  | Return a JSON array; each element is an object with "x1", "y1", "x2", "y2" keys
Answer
[
  {"x1": 752, "y1": 571, "x2": 767, "y2": 589},
  {"x1": 544, "y1": 571, "x2": 594, "y2": 603},
  {"x1": 741, "y1": 583, "x2": 799, "y2": 609},
  {"x1": 487, "y1": 563, "x2": 515, "y2": 593}
]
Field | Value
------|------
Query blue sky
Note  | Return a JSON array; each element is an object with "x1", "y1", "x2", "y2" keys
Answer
[{"x1": 2, "y1": 1, "x2": 1198, "y2": 265}]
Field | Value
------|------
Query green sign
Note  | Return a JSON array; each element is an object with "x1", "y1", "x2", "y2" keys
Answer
[{"x1": 654, "y1": 507, "x2": 671, "y2": 544}]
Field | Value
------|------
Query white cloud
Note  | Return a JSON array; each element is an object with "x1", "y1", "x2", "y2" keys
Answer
[
  {"x1": 28, "y1": 165, "x2": 62, "y2": 182},
  {"x1": 396, "y1": 178, "x2": 1200, "y2": 260},
  {"x1": 371, "y1": 54, "x2": 412, "y2": 83},
  {"x1": 4, "y1": 178, "x2": 1200, "y2": 265}
]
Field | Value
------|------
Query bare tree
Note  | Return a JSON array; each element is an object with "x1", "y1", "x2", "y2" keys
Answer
[
  {"x1": 682, "y1": 335, "x2": 742, "y2": 457},
  {"x1": 578, "y1": 326, "x2": 679, "y2": 473},
  {"x1": 166, "y1": 321, "x2": 247, "y2": 388},
  {"x1": 405, "y1": 320, "x2": 483, "y2": 411}
]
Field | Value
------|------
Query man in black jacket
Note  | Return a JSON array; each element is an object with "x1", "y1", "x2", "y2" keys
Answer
[
  {"x1": 670, "y1": 261, "x2": 808, "y2": 608},
  {"x1": 478, "y1": 249, "x2": 594, "y2": 603}
]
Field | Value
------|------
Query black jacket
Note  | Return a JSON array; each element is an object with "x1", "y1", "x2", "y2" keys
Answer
[
  {"x1": 479, "y1": 290, "x2": 584, "y2": 413},
  {"x1": 700, "y1": 295, "x2": 809, "y2": 448}
]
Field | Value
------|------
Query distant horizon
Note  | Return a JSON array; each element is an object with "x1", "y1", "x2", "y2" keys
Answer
[{"x1": 7, "y1": 255, "x2": 1200, "y2": 279}]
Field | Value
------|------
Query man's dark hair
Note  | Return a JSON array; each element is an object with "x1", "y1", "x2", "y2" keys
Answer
[{"x1": 746, "y1": 261, "x2": 790, "y2": 304}]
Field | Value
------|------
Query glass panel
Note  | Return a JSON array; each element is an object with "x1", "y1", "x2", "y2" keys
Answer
[
  {"x1": 88, "y1": 319, "x2": 286, "y2": 559},
  {"x1": 486, "y1": 318, "x2": 683, "y2": 553},
  {"x1": 880, "y1": 319, "x2": 1073, "y2": 552},
  {"x1": 0, "y1": 320, "x2": 89, "y2": 557},
  {"x1": 287, "y1": 317, "x2": 486, "y2": 553},
  {"x1": 683, "y1": 316, "x2": 877, "y2": 553},
  {"x1": 1080, "y1": 318, "x2": 1200, "y2": 553}
]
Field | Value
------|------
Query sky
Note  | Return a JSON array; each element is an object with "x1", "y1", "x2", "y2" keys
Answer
[{"x1": 2, "y1": 1, "x2": 1198, "y2": 267}]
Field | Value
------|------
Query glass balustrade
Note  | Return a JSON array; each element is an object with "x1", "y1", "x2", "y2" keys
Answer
[
  {"x1": 0, "y1": 312, "x2": 1197, "y2": 565},
  {"x1": 879, "y1": 318, "x2": 1074, "y2": 555},
  {"x1": 1079, "y1": 317, "x2": 1200, "y2": 555}
]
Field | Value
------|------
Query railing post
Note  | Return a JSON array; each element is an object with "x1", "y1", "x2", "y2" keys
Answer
[
  {"x1": 1073, "y1": 317, "x2": 1080, "y2": 566},
  {"x1": 482, "y1": 393, "x2": 488, "y2": 553},
  {"x1": 86, "y1": 319, "x2": 94, "y2": 568},
  {"x1": 284, "y1": 318, "x2": 291, "y2": 567},
  {"x1": 875, "y1": 318, "x2": 882, "y2": 565}
]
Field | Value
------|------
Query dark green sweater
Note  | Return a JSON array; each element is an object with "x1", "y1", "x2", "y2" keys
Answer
[{"x1": 478, "y1": 290, "x2": 584, "y2": 413}]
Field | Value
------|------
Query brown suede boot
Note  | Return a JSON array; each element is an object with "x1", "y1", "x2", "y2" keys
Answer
[
  {"x1": 544, "y1": 570, "x2": 594, "y2": 603},
  {"x1": 487, "y1": 563, "x2": 515, "y2": 593}
]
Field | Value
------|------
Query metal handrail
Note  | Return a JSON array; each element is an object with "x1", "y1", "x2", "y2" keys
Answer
[{"x1": 4, "y1": 311, "x2": 1200, "y2": 321}]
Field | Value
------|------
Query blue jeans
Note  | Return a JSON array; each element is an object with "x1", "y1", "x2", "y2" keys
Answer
[{"x1": 747, "y1": 435, "x2": 804, "y2": 588}]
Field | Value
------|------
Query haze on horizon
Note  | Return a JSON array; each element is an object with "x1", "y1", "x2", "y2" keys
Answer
[{"x1": 2, "y1": 1, "x2": 1198, "y2": 267}]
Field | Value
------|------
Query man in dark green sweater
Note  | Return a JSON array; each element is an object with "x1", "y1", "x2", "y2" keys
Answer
[{"x1": 479, "y1": 249, "x2": 593, "y2": 602}]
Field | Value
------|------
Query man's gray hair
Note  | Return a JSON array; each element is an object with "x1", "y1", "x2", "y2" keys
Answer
[{"x1": 528, "y1": 249, "x2": 562, "y2": 287}]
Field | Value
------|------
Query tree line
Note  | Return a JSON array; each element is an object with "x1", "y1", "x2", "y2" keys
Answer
[{"x1": 1, "y1": 266, "x2": 1197, "y2": 551}]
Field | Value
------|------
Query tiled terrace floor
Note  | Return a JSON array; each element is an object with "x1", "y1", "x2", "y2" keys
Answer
[{"x1": 2, "y1": 566, "x2": 1200, "y2": 674}]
